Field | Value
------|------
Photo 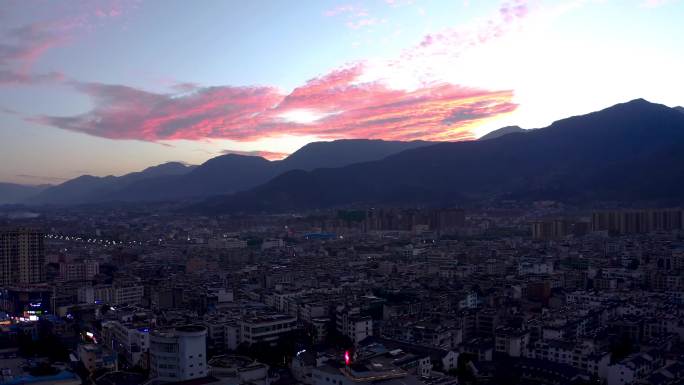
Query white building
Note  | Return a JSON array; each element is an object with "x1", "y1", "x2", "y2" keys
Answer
[
  {"x1": 101, "y1": 320, "x2": 150, "y2": 368},
  {"x1": 78, "y1": 284, "x2": 144, "y2": 306},
  {"x1": 336, "y1": 306, "x2": 373, "y2": 345},
  {"x1": 149, "y1": 325, "x2": 207, "y2": 382}
]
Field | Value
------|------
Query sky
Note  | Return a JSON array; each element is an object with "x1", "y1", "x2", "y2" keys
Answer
[{"x1": 1, "y1": 0, "x2": 683, "y2": 185}]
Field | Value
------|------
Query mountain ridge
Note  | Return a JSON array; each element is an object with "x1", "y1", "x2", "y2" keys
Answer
[
  {"x1": 195, "y1": 99, "x2": 684, "y2": 213},
  {"x1": 25, "y1": 139, "x2": 432, "y2": 205},
  {"x1": 479, "y1": 125, "x2": 525, "y2": 140}
]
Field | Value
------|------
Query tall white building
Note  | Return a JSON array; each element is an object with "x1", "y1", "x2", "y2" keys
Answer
[{"x1": 149, "y1": 325, "x2": 207, "y2": 382}]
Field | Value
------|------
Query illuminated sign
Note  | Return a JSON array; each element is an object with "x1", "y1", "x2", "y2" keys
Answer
[{"x1": 344, "y1": 350, "x2": 350, "y2": 366}]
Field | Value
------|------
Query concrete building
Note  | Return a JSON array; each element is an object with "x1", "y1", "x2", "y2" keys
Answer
[
  {"x1": 78, "y1": 284, "x2": 144, "y2": 306},
  {"x1": 239, "y1": 313, "x2": 297, "y2": 345},
  {"x1": 0, "y1": 228, "x2": 45, "y2": 285},
  {"x1": 102, "y1": 320, "x2": 150, "y2": 368},
  {"x1": 208, "y1": 355, "x2": 271, "y2": 385},
  {"x1": 149, "y1": 325, "x2": 208, "y2": 382},
  {"x1": 77, "y1": 343, "x2": 117, "y2": 373},
  {"x1": 592, "y1": 208, "x2": 684, "y2": 234},
  {"x1": 59, "y1": 259, "x2": 99, "y2": 282},
  {"x1": 336, "y1": 306, "x2": 373, "y2": 345}
]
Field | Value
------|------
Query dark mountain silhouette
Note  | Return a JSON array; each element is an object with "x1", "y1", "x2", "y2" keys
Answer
[
  {"x1": 197, "y1": 99, "x2": 684, "y2": 213},
  {"x1": 109, "y1": 139, "x2": 431, "y2": 202},
  {"x1": 31, "y1": 162, "x2": 194, "y2": 205},
  {"x1": 112, "y1": 139, "x2": 430, "y2": 202},
  {"x1": 675, "y1": 106, "x2": 684, "y2": 114},
  {"x1": 29, "y1": 139, "x2": 431, "y2": 204},
  {"x1": 280, "y1": 139, "x2": 431, "y2": 170},
  {"x1": 479, "y1": 125, "x2": 525, "y2": 140},
  {"x1": 0, "y1": 183, "x2": 49, "y2": 205}
]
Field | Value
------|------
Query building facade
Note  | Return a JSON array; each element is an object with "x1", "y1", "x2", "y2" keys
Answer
[
  {"x1": 149, "y1": 325, "x2": 208, "y2": 382},
  {"x1": 0, "y1": 228, "x2": 45, "y2": 285}
]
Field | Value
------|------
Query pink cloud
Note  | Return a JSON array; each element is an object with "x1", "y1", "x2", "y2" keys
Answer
[
  {"x1": 32, "y1": 65, "x2": 516, "y2": 143},
  {"x1": 499, "y1": 0, "x2": 529, "y2": 22},
  {"x1": 0, "y1": 1, "x2": 136, "y2": 86},
  {"x1": 0, "y1": 22, "x2": 68, "y2": 69},
  {"x1": 0, "y1": 21, "x2": 71, "y2": 85},
  {"x1": 324, "y1": 3, "x2": 382, "y2": 30},
  {"x1": 410, "y1": 0, "x2": 529, "y2": 57},
  {"x1": 31, "y1": 82, "x2": 284, "y2": 141}
]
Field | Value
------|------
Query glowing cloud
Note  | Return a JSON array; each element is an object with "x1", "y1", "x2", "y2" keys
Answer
[
  {"x1": 278, "y1": 109, "x2": 334, "y2": 124},
  {"x1": 220, "y1": 149, "x2": 290, "y2": 160},
  {"x1": 32, "y1": 73, "x2": 515, "y2": 143}
]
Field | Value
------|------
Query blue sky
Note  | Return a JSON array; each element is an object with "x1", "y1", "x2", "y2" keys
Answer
[{"x1": 0, "y1": 0, "x2": 682, "y2": 184}]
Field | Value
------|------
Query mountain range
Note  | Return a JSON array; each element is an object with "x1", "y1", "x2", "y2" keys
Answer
[
  {"x1": 1, "y1": 139, "x2": 430, "y2": 205},
  {"x1": 196, "y1": 99, "x2": 684, "y2": 213},
  {"x1": 2, "y1": 99, "x2": 683, "y2": 210},
  {"x1": 0, "y1": 183, "x2": 49, "y2": 205}
]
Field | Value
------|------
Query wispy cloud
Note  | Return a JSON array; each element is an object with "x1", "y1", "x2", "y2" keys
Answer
[
  {"x1": 324, "y1": 3, "x2": 384, "y2": 30},
  {"x1": 220, "y1": 149, "x2": 290, "y2": 160},
  {"x1": 14, "y1": 174, "x2": 69, "y2": 184},
  {"x1": 324, "y1": 4, "x2": 367, "y2": 17},
  {"x1": 0, "y1": 1, "x2": 136, "y2": 86},
  {"x1": 31, "y1": 66, "x2": 515, "y2": 143},
  {"x1": 0, "y1": 21, "x2": 70, "y2": 84}
]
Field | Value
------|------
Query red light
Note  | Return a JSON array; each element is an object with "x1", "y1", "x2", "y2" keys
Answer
[{"x1": 344, "y1": 350, "x2": 350, "y2": 366}]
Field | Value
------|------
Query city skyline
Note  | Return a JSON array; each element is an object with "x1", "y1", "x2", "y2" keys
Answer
[{"x1": 1, "y1": 0, "x2": 683, "y2": 184}]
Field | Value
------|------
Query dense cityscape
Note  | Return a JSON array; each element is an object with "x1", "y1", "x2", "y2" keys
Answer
[
  {"x1": 3, "y1": 1, "x2": 684, "y2": 385},
  {"x1": 0, "y1": 205, "x2": 683, "y2": 385}
]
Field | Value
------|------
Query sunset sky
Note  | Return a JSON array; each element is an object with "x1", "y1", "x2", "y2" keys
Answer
[{"x1": 1, "y1": 0, "x2": 683, "y2": 184}]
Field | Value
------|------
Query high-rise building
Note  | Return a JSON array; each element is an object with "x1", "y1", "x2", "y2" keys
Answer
[
  {"x1": 0, "y1": 228, "x2": 45, "y2": 286},
  {"x1": 149, "y1": 325, "x2": 207, "y2": 381},
  {"x1": 591, "y1": 208, "x2": 684, "y2": 234},
  {"x1": 59, "y1": 259, "x2": 99, "y2": 282}
]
